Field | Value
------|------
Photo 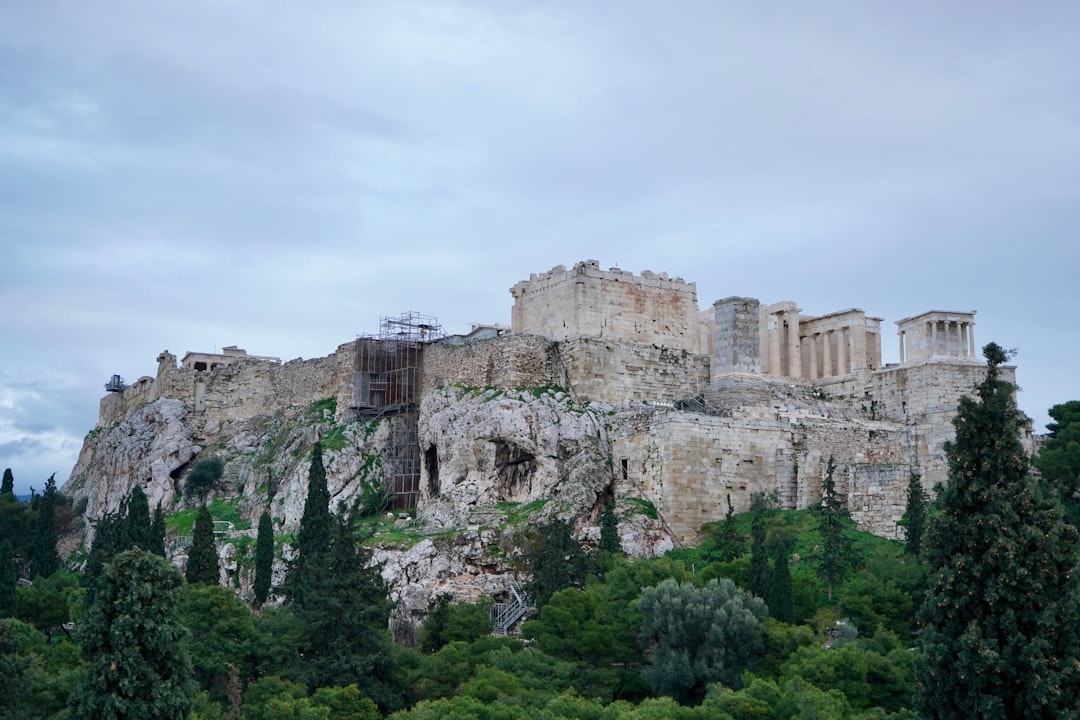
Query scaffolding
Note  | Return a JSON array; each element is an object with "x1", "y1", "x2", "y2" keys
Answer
[{"x1": 352, "y1": 312, "x2": 443, "y2": 510}]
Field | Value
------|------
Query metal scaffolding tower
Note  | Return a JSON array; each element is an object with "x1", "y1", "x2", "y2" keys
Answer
[{"x1": 352, "y1": 312, "x2": 443, "y2": 510}]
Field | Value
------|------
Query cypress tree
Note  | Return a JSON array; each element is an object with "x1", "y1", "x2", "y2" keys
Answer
[
  {"x1": 1, "y1": 468, "x2": 13, "y2": 495},
  {"x1": 71, "y1": 548, "x2": 196, "y2": 720},
  {"x1": 814, "y1": 457, "x2": 860, "y2": 602},
  {"x1": 713, "y1": 493, "x2": 747, "y2": 562},
  {"x1": 916, "y1": 343, "x2": 1080, "y2": 719},
  {"x1": 82, "y1": 512, "x2": 123, "y2": 602},
  {"x1": 766, "y1": 529, "x2": 795, "y2": 623},
  {"x1": 599, "y1": 499, "x2": 623, "y2": 555},
  {"x1": 254, "y1": 510, "x2": 274, "y2": 604},
  {"x1": 903, "y1": 470, "x2": 928, "y2": 556},
  {"x1": 120, "y1": 485, "x2": 155, "y2": 552},
  {"x1": 748, "y1": 494, "x2": 769, "y2": 600},
  {"x1": 151, "y1": 502, "x2": 167, "y2": 556},
  {"x1": 0, "y1": 539, "x2": 15, "y2": 618},
  {"x1": 288, "y1": 441, "x2": 332, "y2": 607},
  {"x1": 30, "y1": 474, "x2": 60, "y2": 578},
  {"x1": 525, "y1": 518, "x2": 587, "y2": 607},
  {"x1": 185, "y1": 506, "x2": 219, "y2": 585}
]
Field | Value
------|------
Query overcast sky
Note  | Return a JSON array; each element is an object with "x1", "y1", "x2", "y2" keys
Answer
[{"x1": 2, "y1": 1, "x2": 1078, "y2": 495}]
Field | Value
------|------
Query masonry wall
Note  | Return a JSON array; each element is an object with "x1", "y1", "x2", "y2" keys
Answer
[
  {"x1": 558, "y1": 338, "x2": 710, "y2": 405},
  {"x1": 98, "y1": 344, "x2": 357, "y2": 432},
  {"x1": 422, "y1": 334, "x2": 557, "y2": 394},
  {"x1": 609, "y1": 406, "x2": 913, "y2": 543},
  {"x1": 510, "y1": 260, "x2": 703, "y2": 353}
]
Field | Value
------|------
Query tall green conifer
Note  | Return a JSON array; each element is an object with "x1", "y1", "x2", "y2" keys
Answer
[
  {"x1": 30, "y1": 474, "x2": 60, "y2": 578},
  {"x1": 186, "y1": 506, "x2": 219, "y2": 585},
  {"x1": 903, "y1": 470, "x2": 927, "y2": 556},
  {"x1": 287, "y1": 441, "x2": 332, "y2": 608},
  {"x1": 814, "y1": 458, "x2": 859, "y2": 602},
  {"x1": 254, "y1": 510, "x2": 274, "y2": 604},
  {"x1": 916, "y1": 344, "x2": 1080, "y2": 718},
  {"x1": 748, "y1": 494, "x2": 769, "y2": 600},
  {"x1": 1, "y1": 469, "x2": 13, "y2": 495},
  {"x1": 0, "y1": 539, "x2": 16, "y2": 618}
]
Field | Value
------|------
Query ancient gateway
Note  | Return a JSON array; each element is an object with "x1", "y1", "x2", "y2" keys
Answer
[{"x1": 91, "y1": 260, "x2": 1009, "y2": 544}]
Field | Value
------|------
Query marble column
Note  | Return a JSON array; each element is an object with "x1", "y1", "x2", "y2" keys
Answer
[
  {"x1": 823, "y1": 331, "x2": 833, "y2": 378},
  {"x1": 837, "y1": 327, "x2": 849, "y2": 375},
  {"x1": 768, "y1": 318, "x2": 781, "y2": 376},
  {"x1": 899, "y1": 331, "x2": 906, "y2": 365},
  {"x1": 786, "y1": 312, "x2": 801, "y2": 378},
  {"x1": 809, "y1": 334, "x2": 819, "y2": 379}
]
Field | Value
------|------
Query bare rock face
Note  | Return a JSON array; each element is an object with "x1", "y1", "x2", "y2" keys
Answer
[
  {"x1": 63, "y1": 384, "x2": 675, "y2": 642},
  {"x1": 66, "y1": 398, "x2": 197, "y2": 526},
  {"x1": 417, "y1": 386, "x2": 613, "y2": 527}
]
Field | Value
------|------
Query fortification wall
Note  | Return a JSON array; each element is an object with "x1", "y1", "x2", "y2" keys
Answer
[
  {"x1": 98, "y1": 345, "x2": 357, "y2": 432},
  {"x1": 609, "y1": 407, "x2": 912, "y2": 543},
  {"x1": 558, "y1": 338, "x2": 710, "y2": 405},
  {"x1": 510, "y1": 260, "x2": 702, "y2": 353},
  {"x1": 422, "y1": 334, "x2": 556, "y2": 393}
]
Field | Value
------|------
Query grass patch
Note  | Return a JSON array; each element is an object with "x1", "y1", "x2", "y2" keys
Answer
[
  {"x1": 494, "y1": 499, "x2": 549, "y2": 525},
  {"x1": 322, "y1": 425, "x2": 347, "y2": 451},
  {"x1": 306, "y1": 397, "x2": 337, "y2": 421},
  {"x1": 166, "y1": 497, "x2": 252, "y2": 535},
  {"x1": 626, "y1": 497, "x2": 659, "y2": 520}
]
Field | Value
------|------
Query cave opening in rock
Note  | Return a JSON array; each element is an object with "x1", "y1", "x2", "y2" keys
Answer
[
  {"x1": 425, "y1": 445, "x2": 439, "y2": 497},
  {"x1": 494, "y1": 441, "x2": 536, "y2": 502}
]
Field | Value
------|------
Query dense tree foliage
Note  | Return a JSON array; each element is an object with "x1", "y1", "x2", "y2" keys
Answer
[
  {"x1": 150, "y1": 502, "x2": 167, "y2": 557},
  {"x1": 1, "y1": 468, "x2": 13, "y2": 495},
  {"x1": 186, "y1": 506, "x2": 220, "y2": 585},
  {"x1": 815, "y1": 458, "x2": 860, "y2": 602},
  {"x1": 637, "y1": 577, "x2": 767, "y2": 704},
  {"x1": 254, "y1": 510, "x2": 274, "y2": 604},
  {"x1": 287, "y1": 441, "x2": 332, "y2": 608},
  {"x1": 71, "y1": 548, "x2": 196, "y2": 720},
  {"x1": 418, "y1": 594, "x2": 491, "y2": 654},
  {"x1": 747, "y1": 494, "x2": 769, "y2": 600},
  {"x1": 119, "y1": 485, "x2": 155, "y2": 553},
  {"x1": 917, "y1": 344, "x2": 1080, "y2": 719},
  {"x1": 1034, "y1": 399, "x2": 1080, "y2": 526},
  {"x1": 185, "y1": 456, "x2": 225, "y2": 498},
  {"x1": 766, "y1": 529, "x2": 795, "y2": 623},
  {"x1": 599, "y1": 499, "x2": 623, "y2": 555},
  {"x1": 709, "y1": 494, "x2": 746, "y2": 563},
  {"x1": 0, "y1": 539, "x2": 15, "y2": 618},
  {"x1": 525, "y1": 518, "x2": 587, "y2": 608},
  {"x1": 30, "y1": 474, "x2": 60, "y2": 579},
  {"x1": 902, "y1": 470, "x2": 927, "y2": 556}
]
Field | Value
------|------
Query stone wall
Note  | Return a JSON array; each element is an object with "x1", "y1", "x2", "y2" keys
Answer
[
  {"x1": 608, "y1": 406, "x2": 913, "y2": 543},
  {"x1": 558, "y1": 338, "x2": 711, "y2": 405},
  {"x1": 97, "y1": 344, "x2": 358, "y2": 433},
  {"x1": 422, "y1": 334, "x2": 556, "y2": 394},
  {"x1": 510, "y1": 260, "x2": 703, "y2": 353}
]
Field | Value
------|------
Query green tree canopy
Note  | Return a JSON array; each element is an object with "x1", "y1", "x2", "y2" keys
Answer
[
  {"x1": 916, "y1": 343, "x2": 1080, "y2": 719},
  {"x1": 254, "y1": 510, "x2": 274, "y2": 604},
  {"x1": 186, "y1": 505, "x2": 219, "y2": 585},
  {"x1": 814, "y1": 458, "x2": 860, "y2": 602},
  {"x1": 1034, "y1": 399, "x2": 1080, "y2": 526},
  {"x1": 902, "y1": 470, "x2": 927, "y2": 556},
  {"x1": 637, "y1": 577, "x2": 767, "y2": 704},
  {"x1": 71, "y1": 548, "x2": 196, "y2": 720},
  {"x1": 599, "y1": 499, "x2": 623, "y2": 556},
  {"x1": 287, "y1": 441, "x2": 332, "y2": 608},
  {"x1": 525, "y1": 518, "x2": 587, "y2": 608},
  {"x1": 120, "y1": 484, "x2": 155, "y2": 552},
  {"x1": 747, "y1": 494, "x2": 769, "y2": 600},
  {"x1": 766, "y1": 529, "x2": 795, "y2": 624},
  {"x1": 1, "y1": 468, "x2": 13, "y2": 495},
  {"x1": 30, "y1": 474, "x2": 60, "y2": 579},
  {"x1": 0, "y1": 539, "x2": 15, "y2": 618}
]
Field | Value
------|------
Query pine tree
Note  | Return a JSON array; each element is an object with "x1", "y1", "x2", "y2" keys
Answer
[
  {"x1": 814, "y1": 457, "x2": 860, "y2": 602},
  {"x1": 254, "y1": 510, "x2": 274, "y2": 604},
  {"x1": 1, "y1": 469, "x2": 13, "y2": 495},
  {"x1": 30, "y1": 474, "x2": 60, "y2": 578},
  {"x1": 71, "y1": 547, "x2": 196, "y2": 720},
  {"x1": 748, "y1": 494, "x2": 770, "y2": 600},
  {"x1": 766, "y1": 529, "x2": 795, "y2": 623},
  {"x1": 186, "y1": 506, "x2": 219, "y2": 585},
  {"x1": 288, "y1": 441, "x2": 332, "y2": 608},
  {"x1": 916, "y1": 343, "x2": 1080, "y2": 719},
  {"x1": 599, "y1": 499, "x2": 623, "y2": 555},
  {"x1": 0, "y1": 539, "x2": 16, "y2": 618},
  {"x1": 903, "y1": 470, "x2": 927, "y2": 556}
]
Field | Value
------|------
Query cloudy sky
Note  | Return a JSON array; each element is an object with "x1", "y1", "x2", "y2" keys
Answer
[{"x1": 2, "y1": 1, "x2": 1078, "y2": 495}]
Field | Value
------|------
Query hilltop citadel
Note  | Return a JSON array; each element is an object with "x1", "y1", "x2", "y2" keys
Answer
[{"x1": 81, "y1": 259, "x2": 1010, "y2": 545}]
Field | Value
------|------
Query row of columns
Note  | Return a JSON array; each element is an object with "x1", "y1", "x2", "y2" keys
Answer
[
  {"x1": 807, "y1": 327, "x2": 850, "y2": 379},
  {"x1": 765, "y1": 313, "x2": 857, "y2": 380},
  {"x1": 897, "y1": 319, "x2": 976, "y2": 365}
]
